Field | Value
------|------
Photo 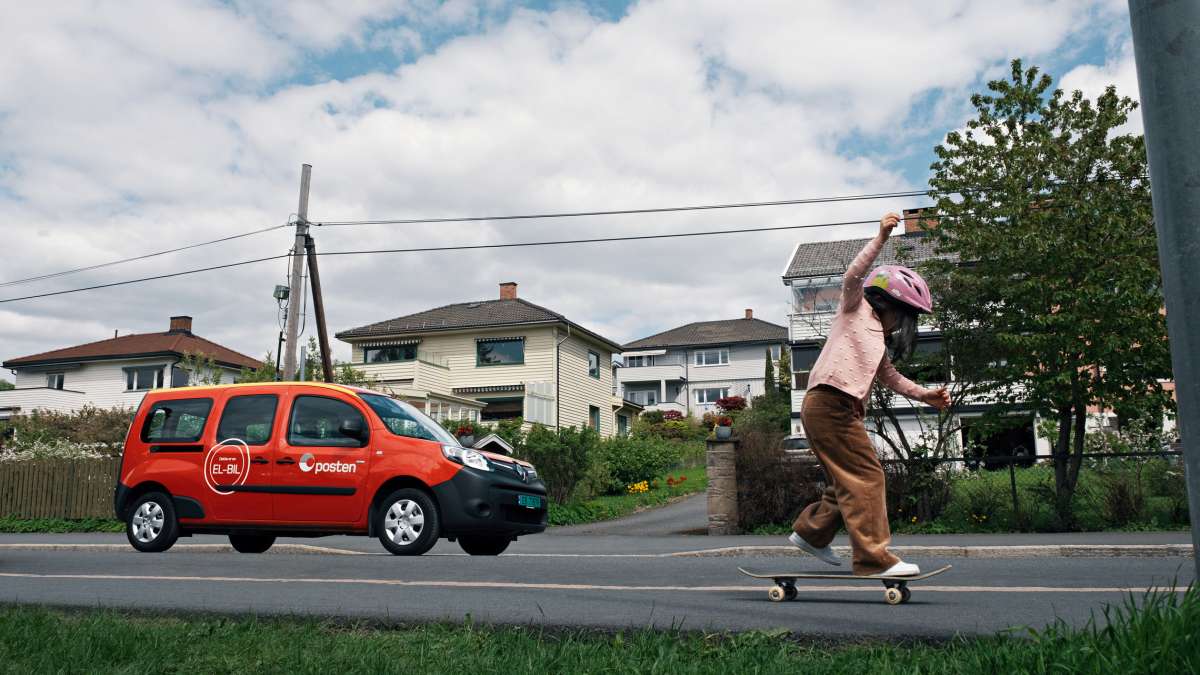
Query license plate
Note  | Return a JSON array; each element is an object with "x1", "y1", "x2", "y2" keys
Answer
[{"x1": 517, "y1": 494, "x2": 543, "y2": 509}]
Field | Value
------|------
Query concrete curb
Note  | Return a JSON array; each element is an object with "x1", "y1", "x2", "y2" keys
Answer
[{"x1": 672, "y1": 544, "x2": 1195, "y2": 559}]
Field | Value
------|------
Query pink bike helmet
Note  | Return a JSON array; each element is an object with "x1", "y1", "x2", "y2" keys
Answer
[{"x1": 864, "y1": 265, "x2": 933, "y2": 314}]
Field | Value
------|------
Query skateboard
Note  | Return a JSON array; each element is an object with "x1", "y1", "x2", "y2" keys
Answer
[{"x1": 738, "y1": 564, "x2": 952, "y2": 605}]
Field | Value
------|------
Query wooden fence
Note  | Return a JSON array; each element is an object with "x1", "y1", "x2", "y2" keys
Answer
[{"x1": 0, "y1": 458, "x2": 120, "y2": 519}]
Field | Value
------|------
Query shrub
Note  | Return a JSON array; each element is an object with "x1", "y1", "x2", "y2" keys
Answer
[
  {"x1": 632, "y1": 415, "x2": 708, "y2": 442},
  {"x1": 0, "y1": 440, "x2": 111, "y2": 462},
  {"x1": 732, "y1": 394, "x2": 790, "y2": 434},
  {"x1": 734, "y1": 431, "x2": 819, "y2": 530},
  {"x1": 883, "y1": 458, "x2": 954, "y2": 525},
  {"x1": 661, "y1": 410, "x2": 683, "y2": 421},
  {"x1": 593, "y1": 436, "x2": 682, "y2": 491},
  {"x1": 515, "y1": 425, "x2": 598, "y2": 504},
  {"x1": 715, "y1": 396, "x2": 746, "y2": 413},
  {"x1": 2, "y1": 406, "x2": 133, "y2": 451}
]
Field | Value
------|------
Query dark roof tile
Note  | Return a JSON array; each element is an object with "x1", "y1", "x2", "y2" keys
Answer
[
  {"x1": 625, "y1": 318, "x2": 786, "y2": 350},
  {"x1": 782, "y1": 231, "x2": 954, "y2": 279},
  {"x1": 4, "y1": 331, "x2": 260, "y2": 370}
]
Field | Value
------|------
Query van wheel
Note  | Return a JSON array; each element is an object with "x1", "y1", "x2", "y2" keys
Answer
[
  {"x1": 229, "y1": 534, "x2": 276, "y2": 553},
  {"x1": 125, "y1": 492, "x2": 179, "y2": 553},
  {"x1": 377, "y1": 488, "x2": 440, "y2": 556},
  {"x1": 458, "y1": 535, "x2": 511, "y2": 556}
]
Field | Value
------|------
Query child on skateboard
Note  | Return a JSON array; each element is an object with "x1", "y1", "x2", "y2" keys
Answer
[{"x1": 789, "y1": 212, "x2": 951, "y2": 577}]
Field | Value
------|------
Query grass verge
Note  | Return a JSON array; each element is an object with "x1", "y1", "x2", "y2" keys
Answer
[
  {"x1": 0, "y1": 516, "x2": 123, "y2": 533},
  {"x1": 0, "y1": 585, "x2": 1195, "y2": 673},
  {"x1": 549, "y1": 465, "x2": 707, "y2": 527}
]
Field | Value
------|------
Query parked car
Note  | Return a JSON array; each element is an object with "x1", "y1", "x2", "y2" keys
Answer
[
  {"x1": 780, "y1": 434, "x2": 810, "y2": 451},
  {"x1": 114, "y1": 382, "x2": 546, "y2": 556}
]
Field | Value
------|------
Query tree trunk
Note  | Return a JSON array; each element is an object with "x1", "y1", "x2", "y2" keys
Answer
[{"x1": 1053, "y1": 404, "x2": 1074, "y2": 528}]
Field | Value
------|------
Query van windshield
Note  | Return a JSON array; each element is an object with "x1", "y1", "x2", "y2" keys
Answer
[{"x1": 359, "y1": 394, "x2": 457, "y2": 444}]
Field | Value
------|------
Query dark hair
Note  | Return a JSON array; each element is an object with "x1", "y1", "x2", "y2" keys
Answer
[{"x1": 865, "y1": 288, "x2": 918, "y2": 363}]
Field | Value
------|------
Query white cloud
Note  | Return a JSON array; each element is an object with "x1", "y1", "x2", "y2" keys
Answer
[{"x1": 0, "y1": 0, "x2": 1135, "y2": 383}]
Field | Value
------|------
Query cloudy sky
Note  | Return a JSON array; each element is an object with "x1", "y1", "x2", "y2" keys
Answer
[{"x1": 0, "y1": 0, "x2": 1142, "y2": 379}]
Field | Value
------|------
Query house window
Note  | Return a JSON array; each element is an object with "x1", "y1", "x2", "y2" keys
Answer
[
  {"x1": 626, "y1": 355, "x2": 652, "y2": 367},
  {"x1": 617, "y1": 414, "x2": 629, "y2": 437},
  {"x1": 125, "y1": 366, "x2": 164, "y2": 391},
  {"x1": 588, "y1": 351, "x2": 601, "y2": 379},
  {"x1": 695, "y1": 387, "x2": 730, "y2": 404},
  {"x1": 477, "y1": 338, "x2": 524, "y2": 366},
  {"x1": 694, "y1": 349, "x2": 729, "y2": 366},
  {"x1": 364, "y1": 345, "x2": 417, "y2": 364},
  {"x1": 627, "y1": 390, "x2": 657, "y2": 406},
  {"x1": 794, "y1": 371, "x2": 811, "y2": 390},
  {"x1": 216, "y1": 394, "x2": 278, "y2": 446},
  {"x1": 589, "y1": 405, "x2": 601, "y2": 430},
  {"x1": 141, "y1": 398, "x2": 213, "y2": 443},
  {"x1": 792, "y1": 280, "x2": 842, "y2": 313},
  {"x1": 46, "y1": 373, "x2": 65, "y2": 390},
  {"x1": 770, "y1": 345, "x2": 782, "y2": 361}
]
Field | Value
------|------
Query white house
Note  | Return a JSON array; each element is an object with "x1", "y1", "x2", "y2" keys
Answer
[
  {"x1": 0, "y1": 316, "x2": 260, "y2": 420},
  {"x1": 617, "y1": 310, "x2": 787, "y2": 418},
  {"x1": 336, "y1": 282, "x2": 629, "y2": 437}
]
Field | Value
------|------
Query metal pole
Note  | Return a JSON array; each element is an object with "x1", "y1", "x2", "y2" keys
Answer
[
  {"x1": 1128, "y1": 0, "x2": 1200, "y2": 576},
  {"x1": 282, "y1": 163, "x2": 312, "y2": 380},
  {"x1": 273, "y1": 331, "x2": 284, "y2": 381},
  {"x1": 298, "y1": 346, "x2": 307, "y2": 382},
  {"x1": 304, "y1": 235, "x2": 335, "y2": 383}
]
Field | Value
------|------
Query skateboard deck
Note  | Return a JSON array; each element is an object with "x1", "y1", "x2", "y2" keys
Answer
[{"x1": 738, "y1": 564, "x2": 952, "y2": 604}]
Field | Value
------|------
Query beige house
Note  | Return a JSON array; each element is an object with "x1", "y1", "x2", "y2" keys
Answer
[{"x1": 336, "y1": 282, "x2": 626, "y2": 437}]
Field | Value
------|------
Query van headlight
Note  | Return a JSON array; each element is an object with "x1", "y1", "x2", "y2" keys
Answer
[{"x1": 442, "y1": 444, "x2": 491, "y2": 472}]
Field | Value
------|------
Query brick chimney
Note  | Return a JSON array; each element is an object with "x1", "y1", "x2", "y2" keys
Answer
[
  {"x1": 902, "y1": 207, "x2": 938, "y2": 234},
  {"x1": 168, "y1": 316, "x2": 193, "y2": 334},
  {"x1": 744, "y1": 308, "x2": 754, "y2": 320},
  {"x1": 499, "y1": 282, "x2": 518, "y2": 300}
]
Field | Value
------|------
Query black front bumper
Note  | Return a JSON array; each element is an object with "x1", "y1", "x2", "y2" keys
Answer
[{"x1": 432, "y1": 466, "x2": 548, "y2": 537}]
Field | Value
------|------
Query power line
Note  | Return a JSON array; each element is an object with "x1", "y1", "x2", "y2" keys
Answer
[
  {"x1": 0, "y1": 217, "x2": 885, "y2": 304},
  {"x1": 0, "y1": 254, "x2": 289, "y2": 304},
  {"x1": 0, "y1": 223, "x2": 290, "y2": 289},
  {"x1": 314, "y1": 190, "x2": 930, "y2": 226}
]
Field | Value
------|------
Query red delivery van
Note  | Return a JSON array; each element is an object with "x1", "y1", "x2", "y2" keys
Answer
[{"x1": 114, "y1": 382, "x2": 547, "y2": 556}]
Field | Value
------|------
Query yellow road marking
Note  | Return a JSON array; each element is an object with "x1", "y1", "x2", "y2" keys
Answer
[{"x1": 0, "y1": 572, "x2": 1183, "y2": 594}]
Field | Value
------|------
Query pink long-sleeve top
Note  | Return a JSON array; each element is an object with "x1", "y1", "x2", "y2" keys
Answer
[{"x1": 806, "y1": 234, "x2": 929, "y2": 403}]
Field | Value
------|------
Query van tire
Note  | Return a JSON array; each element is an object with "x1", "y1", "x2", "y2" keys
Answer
[
  {"x1": 458, "y1": 535, "x2": 511, "y2": 556},
  {"x1": 376, "y1": 488, "x2": 439, "y2": 556},
  {"x1": 125, "y1": 492, "x2": 179, "y2": 553},
  {"x1": 229, "y1": 534, "x2": 276, "y2": 553}
]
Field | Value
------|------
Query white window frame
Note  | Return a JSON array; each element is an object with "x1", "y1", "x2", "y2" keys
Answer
[
  {"x1": 769, "y1": 345, "x2": 782, "y2": 361},
  {"x1": 125, "y1": 366, "x2": 164, "y2": 392},
  {"x1": 693, "y1": 349, "x2": 729, "y2": 367},
  {"x1": 695, "y1": 387, "x2": 730, "y2": 404},
  {"x1": 46, "y1": 372, "x2": 65, "y2": 390}
]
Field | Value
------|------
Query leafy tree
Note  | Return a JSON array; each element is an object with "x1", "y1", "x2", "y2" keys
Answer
[
  {"x1": 237, "y1": 353, "x2": 279, "y2": 383},
  {"x1": 179, "y1": 351, "x2": 224, "y2": 386},
  {"x1": 776, "y1": 347, "x2": 791, "y2": 398},
  {"x1": 763, "y1": 347, "x2": 777, "y2": 402},
  {"x1": 0, "y1": 380, "x2": 13, "y2": 390},
  {"x1": 926, "y1": 60, "x2": 1172, "y2": 526}
]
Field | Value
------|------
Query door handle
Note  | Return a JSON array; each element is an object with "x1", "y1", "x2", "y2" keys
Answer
[
  {"x1": 251, "y1": 457, "x2": 270, "y2": 465},
  {"x1": 276, "y1": 457, "x2": 296, "y2": 465}
]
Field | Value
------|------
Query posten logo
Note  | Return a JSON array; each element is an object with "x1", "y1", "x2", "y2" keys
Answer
[{"x1": 298, "y1": 452, "x2": 357, "y2": 475}]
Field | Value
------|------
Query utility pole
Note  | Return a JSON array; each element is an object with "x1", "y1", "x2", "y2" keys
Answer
[
  {"x1": 282, "y1": 164, "x2": 312, "y2": 380},
  {"x1": 1128, "y1": 0, "x2": 1200, "y2": 576},
  {"x1": 304, "y1": 235, "x2": 335, "y2": 383}
]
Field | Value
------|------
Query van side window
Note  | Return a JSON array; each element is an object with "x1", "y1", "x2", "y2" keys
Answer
[
  {"x1": 216, "y1": 394, "x2": 278, "y2": 446},
  {"x1": 141, "y1": 398, "x2": 213, "y2": 443},
  {"x1": 288, "y1": 396, "x2": 367, "y2": 448}
]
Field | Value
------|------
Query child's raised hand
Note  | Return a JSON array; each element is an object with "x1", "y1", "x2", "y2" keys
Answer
[
  {"x1": 879, "y1": 212, "x2": 901, "y2": 239},
  {"x1": 922, "y1": 387, "x2": 951, "y2": 410}
]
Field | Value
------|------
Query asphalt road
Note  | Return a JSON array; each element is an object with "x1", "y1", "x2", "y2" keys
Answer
[
  {"x1": 549, "y1": 493, "x2": 708, "y2": 536},
  {"x1": 1, "y1": 535, "x2": 1192, "y2": 638}
]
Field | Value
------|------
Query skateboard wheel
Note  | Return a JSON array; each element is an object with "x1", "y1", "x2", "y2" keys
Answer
[
  {"x1": 884, "y1": 587, "x2": 904, "y2": 605},
  {"x1": 900, "y1": 587, "x2": 912, "y2": 604},
  {"x1": 768, "y1": 586, "x2": 787, "y2": 602},
  {"x1": 784, "y1": 585, "x2": 798, "y2": 601}
]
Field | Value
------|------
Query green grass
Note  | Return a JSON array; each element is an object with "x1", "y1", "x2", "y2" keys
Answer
[
  {"x1": 549, "y1": 465, "x2": 707, "y2": 527},
  {"x1": 0, "y1": 585, "x2": 1195, "y2": 673},
  {"x1": 0, "y1": 516, "x2": 123, "y2": 533}
]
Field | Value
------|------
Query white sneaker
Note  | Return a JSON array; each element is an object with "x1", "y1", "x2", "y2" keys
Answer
[
  {"x1": 878, "y1": 560, "x2": 920, "y2": 577},
  {"x1": 788, "y1": 532, "x2": 842, "y2": 566}
]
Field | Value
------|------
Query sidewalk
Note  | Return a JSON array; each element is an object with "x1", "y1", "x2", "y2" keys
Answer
[{"x1": 0, "y1": 530, "x2": 1191, "y2": 558}]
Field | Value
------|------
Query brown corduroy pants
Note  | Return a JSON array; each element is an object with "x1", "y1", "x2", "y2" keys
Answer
[{"x1": 792, "y1": 385, "x2": 900, "y2": 575}]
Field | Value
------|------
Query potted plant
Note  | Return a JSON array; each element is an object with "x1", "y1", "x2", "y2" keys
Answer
[
  {"x1": 714, "y1": 416, "x2": 733, "y2": 440},
  {"x1": 454, "y1": 424, "x2": 475, "y2": 447}
]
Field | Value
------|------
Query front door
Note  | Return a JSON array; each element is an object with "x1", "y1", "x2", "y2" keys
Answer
[
  {"x1": 205, "y1": 393, "x2": 279, "y2": 522},
  {"x1": 273, "y1": 392, "x2": 370, "y2": 523}
]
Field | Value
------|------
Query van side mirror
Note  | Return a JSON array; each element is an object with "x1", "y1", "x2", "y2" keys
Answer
[{"x1": 339, "y1": 418, "x2": 367, "y2": 442}]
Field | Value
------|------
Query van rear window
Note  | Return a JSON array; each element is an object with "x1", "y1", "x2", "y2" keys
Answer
[{"x1": 141, "y1": 398, "x2": 213, "y2": 443}]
